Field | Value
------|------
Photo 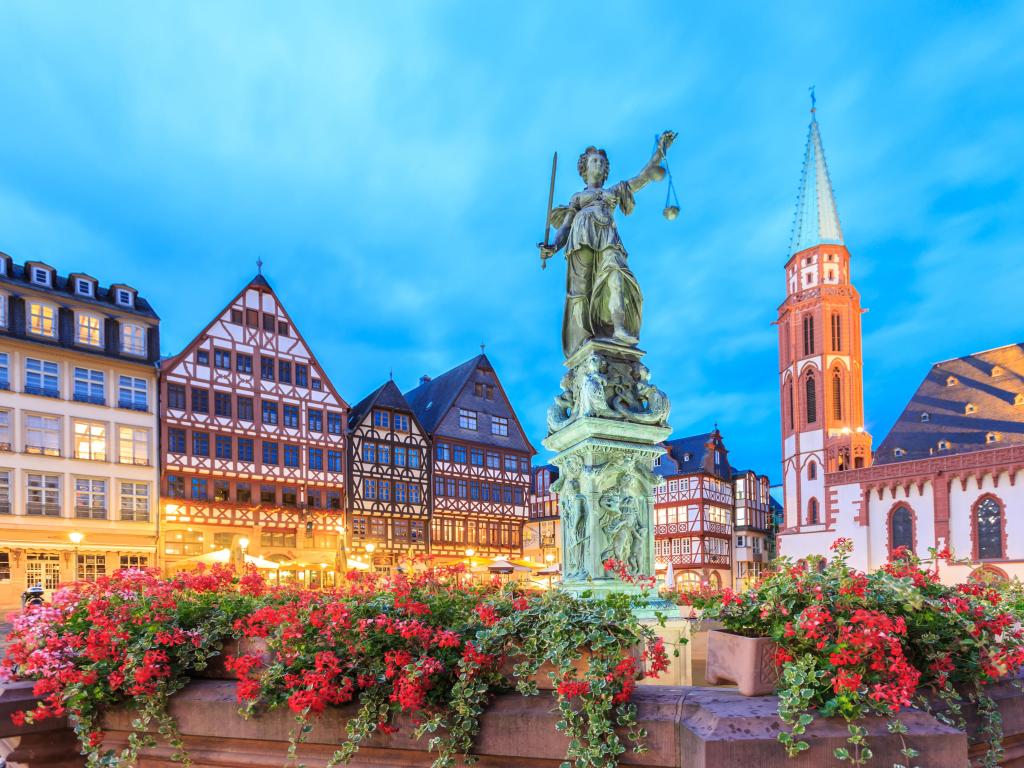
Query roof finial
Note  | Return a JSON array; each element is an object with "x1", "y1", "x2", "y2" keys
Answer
[
  {"x1": 809, "y1": 85, "x2": 817, "y2": 117},
  {"x1": 480, "y1": 342, "x2": 486, "y2": 354},
  {"x1": 389, "y1": 367, "x2": 394, "y2": 381},
  {"x1": 256, "y1": 256, "x2": 264, "y2": 276}
]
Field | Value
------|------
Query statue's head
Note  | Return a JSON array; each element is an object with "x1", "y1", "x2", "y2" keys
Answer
[{"x1": 577, "y1": 146, "x2": 609, "y2": 187}]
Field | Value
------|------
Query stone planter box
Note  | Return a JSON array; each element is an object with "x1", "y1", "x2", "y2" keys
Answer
[
  {"x1": 199, "y1": 637, "x2": 271, "y2": 680},
  {"x1": 704, "y1": 629, "x2": 779, "y2": 696}
]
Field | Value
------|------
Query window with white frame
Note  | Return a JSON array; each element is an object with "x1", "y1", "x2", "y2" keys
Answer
[
  {"x1": 491, "y1": 415, "x2": 508, "y2": 436},
  {"x1": 72, "y1": 420, "x2": 106, "y2": 461},
  {"x1": 26, "y1": 553, "x2": 60, "y2": 588},
  {"x1": 0, "y1": 553, "x2": 6, "y2": 583},
  {"x1": 115, "y1": 289, "x2": 134, "y2": 308},
  {"x1": 118, "y1": 426, "x2": 149, "y2": 466},
  {"x1": 120, "y1": 323, "x2": 146, "y2": 356},
  {"x1": 73, "y1": 367, "x2": 105, "y2": 404},
  {"x1": 74, "y1": 278, "x2": 94, "y2": 296},
  {"x1": 117, "y1": 376, "x2": 147, "y2": 410},
  {"x1": 671, "y1": 538, "x2": 681, "y2": 555},
  {"x1": 0, "y1": 352, "x2": 7, "y2": 387},
  {"x1": 0, "y1": 294, "x2": 6, "y2": 328},
  {"x1": 76, "y1": 313, "x2": 103, "y2": 347},
  {"x1": 0, "y1": 410, "x2": 10, "y2": 450},
  {"x1": 681, "y1": 538, "x2": 692, "y2": 555},
  {"x1": 0, "y1": 470, "x2": 10, "y2": 514},
  {"x1": 30, "y1": 267, "x2": 51, "y2": 287},
  {"x1": 26, "y1": 473, "x2": 60, "y2": 516},
  {"x1": 25, "y1": 414, "x2": 60, "y2": 456},
  {"x1": 27, "y1": 301, "x2": 56, "y2": 337},
  {"x1": 458, "y1": 409, "x2": 477, "y2": 430},
  {"x1": 119, "y1": 482, "x2": 150, "y2": 521},
  {"x1": 25, "y1": 358, "x2": 59, "y2": 396},
  {"x1": 74, "y1": 478, "x2": 107, "y2": 519}
]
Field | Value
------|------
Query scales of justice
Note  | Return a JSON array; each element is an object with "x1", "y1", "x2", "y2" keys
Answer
[{"x1": 536, "y1": 130, "x2": 679, "y2": 600}]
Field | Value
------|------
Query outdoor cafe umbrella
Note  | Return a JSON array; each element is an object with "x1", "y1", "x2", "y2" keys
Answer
[{"x1": 171, "y1": 548, "x2": 280, "y2": 570}]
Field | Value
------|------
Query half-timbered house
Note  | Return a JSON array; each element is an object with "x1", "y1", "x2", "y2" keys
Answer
[
  {"x1": 523, "y1": 464, "x2": 560, "y2": 565},
  {"x1": 346, "y1": 379, "x2": 429, "y2": 572},
  {"x1": 404, "y1": 354, "x2": 535, "y2": 561},
  {"x1": 158, "y1": 274, "x2": 348, "y2": 581},
  {"x1": 653, "y1": 430, "x2": 735, "y2": 590}
]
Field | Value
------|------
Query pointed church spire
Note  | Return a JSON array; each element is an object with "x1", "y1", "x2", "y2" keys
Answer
[{"x1": 789, "y1": 95, "x2": 844, "y2": 256}]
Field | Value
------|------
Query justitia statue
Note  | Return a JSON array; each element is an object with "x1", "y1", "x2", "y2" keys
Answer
[
  {"x1": 541, "y1": 130, "x2": 676, "y2": 602},
  {"x1": 539, "y1": 130, "x2": 676, "y2": 358}
]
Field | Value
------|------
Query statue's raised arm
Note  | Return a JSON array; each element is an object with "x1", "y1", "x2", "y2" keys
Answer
[{"x1": 626, "y1": 130, "x2": 676, "y2": 193}]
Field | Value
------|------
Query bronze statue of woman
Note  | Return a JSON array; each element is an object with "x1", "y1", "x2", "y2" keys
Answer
[{"x1": 539, "y1": 130, "x2": 676, "y2": 359}]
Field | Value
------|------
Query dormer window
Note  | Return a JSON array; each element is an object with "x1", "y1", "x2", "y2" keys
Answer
[
  {"x1": 31, "y1": 267, "x2": 52, "y2": 287},
  {"x1": 991, "y1": 365, "x2": 1005, "y2": 377},
  {"x1": 115, "y1": 289, "x2": 134, "y2": 308},
  {"x1": 683, "y1": 452, "x2": 692, "y2": 462},
  {"x1": 920, "y1": 412, "x2": 930, "y2": 422},
  {"x1": 894, "y1": 447, "x2": 907, "y2": 458},
  {"x1": 937, "y1": 440, "x2": 951, "y2": 451},
  {"x1": 1015, "y1": 393, "x2": 1024, "y2": 407},
  {"x1": 946, "y1": 375, "x2": 959, "y2": 387},
  {"x1": 75, "y1": 278, "x2": 94, "y2": 297},
  {"x1": 965, "y1": 402, "x2": 978, "y2": 415},
  {"x1": 0, "y1": 257, "x2": 7, "y2": 276},
  {"x1": 986, "y1": 432, "x2": 1001, "y2": 444}
]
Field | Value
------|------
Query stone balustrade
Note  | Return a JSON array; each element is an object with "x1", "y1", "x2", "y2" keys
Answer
[{"x1": 6, "y1": 678, "x2": 1024, "y2": 767}]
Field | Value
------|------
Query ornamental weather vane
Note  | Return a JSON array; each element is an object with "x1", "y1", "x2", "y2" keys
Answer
[{"x1": 536, "y1": 130, "x2": 678, "y2": 359}]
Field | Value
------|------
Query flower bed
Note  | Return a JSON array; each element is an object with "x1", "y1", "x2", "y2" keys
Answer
[
  {"x1": 0, "y1": 563, "x2": 671, "y2": 768},
  {"x1": 676, "y1": 540, "x2": 1024, "y2": 767}
]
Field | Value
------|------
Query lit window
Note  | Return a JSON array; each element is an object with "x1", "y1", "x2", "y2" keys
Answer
[
  {"x1": 120, "y1": 323, "x2": 146, "y2": 356},
  {"x1": 76, "y1": 313, "x2": 103, "y2": 347},
  {"x1": 1016, "y1": 393, "x2": 1024, "y2": 407},
  {"x1": 73, "y1": 421, "x2": 106, "y2": 461},
  {"x1": 31, "y1": 267, "x2": 51, "y2": 287},
  {"x1": 25, "y1": 415, "x2": 61, "y2": 456},
  {"x1": 74, "y1": 478, "x2": 107, "y2": 519},
  {"x1": 118, "y1": 426, "x2": 149, "y2": 465},
  {"x1": 27, "y1": 301, "x2": 56, "y2": 337}
]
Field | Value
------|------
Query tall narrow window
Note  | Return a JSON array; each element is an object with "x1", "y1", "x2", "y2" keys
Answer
[
  {"x1": 807, "y1": 461, "x2": 817, "y2": 480},
  {"x1": 976, "y1": 497, "x2": 1003, "y2": 560},
  {"x1": 802, "y1": 315, "x2": 815, "y2": 356},
  {"x1": 891, "y1": 506, "x2": 913, "y2": 552},
  {"x1": 832, "y1": 369, "x2": 843, "y2": 421},
  {"x1": 831, "y1": 313, "x2": 842, "y2": 352},
  {"x1": 786, "y1": 379, "x2": 794, "y2": 430},
  {"x1": 805, "y1": 374, "x2": 817, "y2": 424},
  {"x1": 808, "y1": 497, "x2": 819, "y2": 525}
]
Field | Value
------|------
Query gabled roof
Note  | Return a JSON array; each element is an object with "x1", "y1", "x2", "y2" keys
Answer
[
  {"x1": 875, "y1": 343, "x2": 1024, "y2": 464},
  {"x1": 404, "y1": 354, "x2": 487, "y2": 433},
  {"x1": 655, "y1": 429, "x2": 732, "y2": 480},
  {"x1": 348, "y1": 379, "x2": 420, "y2": 431},
  {"x1": 789, "y1": 109, "x2": 844, "y2": 256}
]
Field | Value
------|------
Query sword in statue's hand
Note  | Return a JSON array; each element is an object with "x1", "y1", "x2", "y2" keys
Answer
[{"x1": 538, "y1": 151, "x2": 557, "y2": 270}]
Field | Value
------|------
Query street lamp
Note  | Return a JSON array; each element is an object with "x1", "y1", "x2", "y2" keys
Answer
[
  {"x1": 544, "y1": 552, "x2": 556, "y2": 588},
  {"x1": 238, "y1": 537, "x2": 249, "y2": 570},
  {"x1": 69, "y1": 531, "x2": 84, "y2": 581}
]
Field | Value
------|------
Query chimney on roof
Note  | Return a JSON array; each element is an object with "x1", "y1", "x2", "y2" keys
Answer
[{"x1": 419, "y1": 375, "x2": 432, "y2": 385}]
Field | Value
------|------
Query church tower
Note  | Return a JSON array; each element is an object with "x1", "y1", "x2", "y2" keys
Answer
[{"x1": 777, "y1": 103, "x2": 872, "y2": 535}]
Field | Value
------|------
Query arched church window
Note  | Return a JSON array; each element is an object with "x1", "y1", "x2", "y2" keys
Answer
[
  {"x1": 890, "y1": 506, "x2": 913, "y2": 552},
  {"x1": 832, "y1": 369, "x2": 843, "y2": 420},
  {"x1": 830, "y1": 313, "x2": 842, "y2": 352},
  {"x1": 803, "y1": 316, "x2": 815, "y2": 356},
  {"x1": 807, "y1": 461, "x2": 817, "y2": 480},
  {"x1": 805, "y1": 374, "x2": 817, "y2": 424},
  {"x1": 976, "y1": 497, "x2": 1003, "y2": 560},
  {"x1": 808, "y1": 497, "x2": 819, "y2": 525}
]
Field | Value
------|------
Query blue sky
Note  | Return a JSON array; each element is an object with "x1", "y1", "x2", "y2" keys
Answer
[{"x1": 0, "y1": 3, "x2": 1022, "y2": 482}]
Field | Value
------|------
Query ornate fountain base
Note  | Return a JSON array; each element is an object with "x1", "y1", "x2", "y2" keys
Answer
[{"x1": 544, "y1": 340, "x2": 671, "y2": 600}]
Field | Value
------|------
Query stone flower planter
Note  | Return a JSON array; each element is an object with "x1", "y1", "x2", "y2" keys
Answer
[
  {"x1": 199, "y1": 637, "x2": 272, "y2": 680},
  {"x1": 704, "y1": 629, "x2": 779, "y2": 696}
]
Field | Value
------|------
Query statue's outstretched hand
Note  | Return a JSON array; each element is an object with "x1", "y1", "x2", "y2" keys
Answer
[
  {"x1": 658, "y1": 130, "x2": 677, "y2": 154},
  {"x1": 538, "y1": 242, "x2": 557, "y2": 260}
]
